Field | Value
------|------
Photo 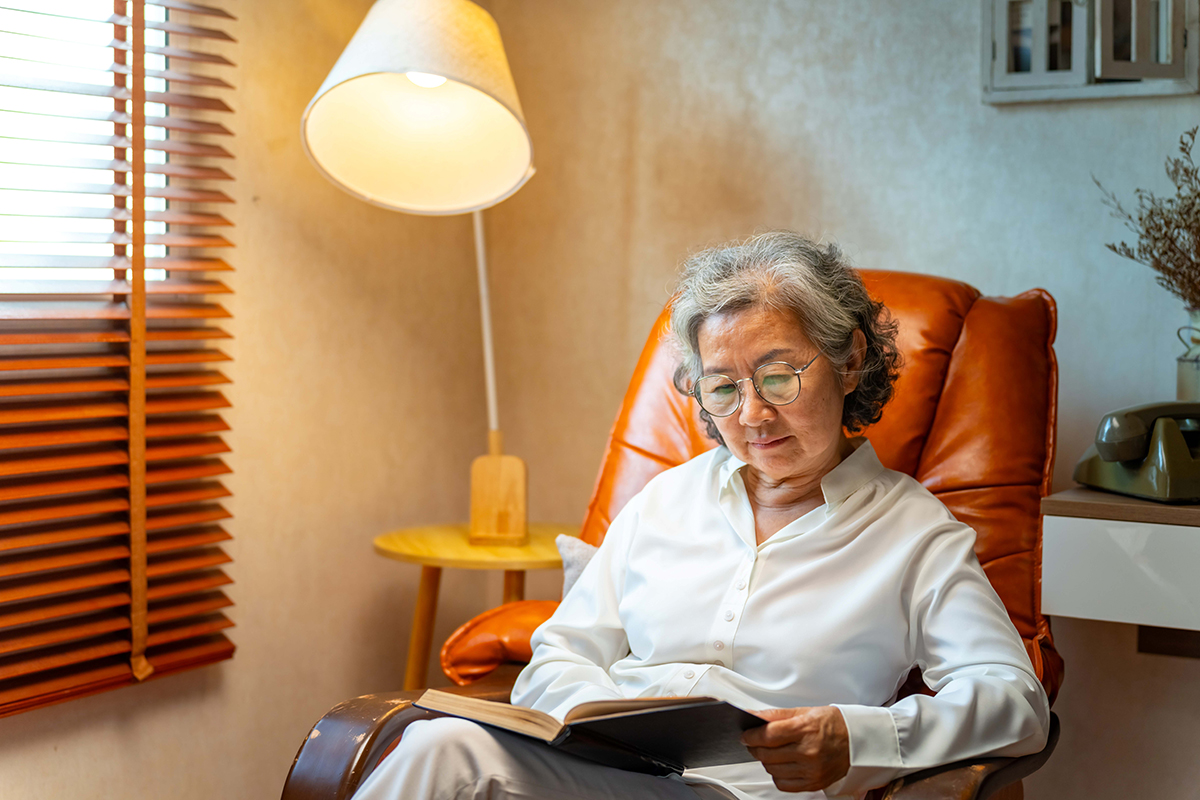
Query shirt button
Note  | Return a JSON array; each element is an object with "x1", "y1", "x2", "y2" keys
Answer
[
  {"x1": 723, "y1": 610, "x2": 735, "y2": 621},
  {"x1": 714, "y1": 641, "x2": 725, "y2": 651},
  {"x1": 736, "y1": 580, "x2": 747, "y2": 590},
  {"x1": 684, "y1": 669, "x2": 696, "y2": 679}
]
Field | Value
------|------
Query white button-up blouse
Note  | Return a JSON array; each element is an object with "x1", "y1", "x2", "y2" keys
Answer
[{"x1": 511, "y1": 441, "x2": 1050, "y2": 800}]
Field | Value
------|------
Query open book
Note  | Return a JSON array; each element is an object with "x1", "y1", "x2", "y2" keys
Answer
[{"x1": 415, "y1": 689, "x2": 764, "y2": 776}]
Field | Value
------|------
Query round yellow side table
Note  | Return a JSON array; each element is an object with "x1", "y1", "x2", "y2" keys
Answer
[{"x1": 374, "y1": 522, "x2": 578, "y2": 690}]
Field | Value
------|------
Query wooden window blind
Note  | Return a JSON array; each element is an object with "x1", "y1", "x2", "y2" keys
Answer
[{"x1": 0, "y1": 0, "x2": 236, "y2": 717}]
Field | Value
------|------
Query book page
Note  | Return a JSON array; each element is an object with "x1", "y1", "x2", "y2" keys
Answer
[
  {"x1": 415, "y1": 690, "x2": 565, "y2": 741},
  {"x1": 565, "y1": 695, "x2": 718, "y2": 723}
]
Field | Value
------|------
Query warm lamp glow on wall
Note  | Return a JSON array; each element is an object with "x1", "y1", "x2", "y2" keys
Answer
[{"x1": 302, "y1": 0, "x2": 534, "y2": 545}]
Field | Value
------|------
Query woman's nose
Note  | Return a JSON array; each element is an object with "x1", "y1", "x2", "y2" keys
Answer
[{"x1": 738, "y1": 383, "x2": 775, "y2": 426}]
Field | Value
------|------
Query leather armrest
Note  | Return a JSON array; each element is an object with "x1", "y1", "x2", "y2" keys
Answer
[
  {"x1": 282, "y1": 676, "x2": 1057, "y2": 800},
  {"x1": 280, "y1": 664, "x2": 523, "y2": 800},
  {"x1": 440, "y1": 600, "x2": 559, "y2": 685},
  {"x1": 880, "y1": 713, "x2": 1060, "y2": 800}
]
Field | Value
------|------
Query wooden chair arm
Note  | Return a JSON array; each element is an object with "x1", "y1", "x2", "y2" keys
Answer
[
  {"x1": 280, "y1": 664, "x2": 523, "y2": 800},
  {"x1": 880, "y1": 713, "x2": 1060, "y2": 800}
]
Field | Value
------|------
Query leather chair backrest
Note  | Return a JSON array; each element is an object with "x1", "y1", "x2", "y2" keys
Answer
[{"x1": 577, "y1": 270, "x2": 1063, "y2": 702}]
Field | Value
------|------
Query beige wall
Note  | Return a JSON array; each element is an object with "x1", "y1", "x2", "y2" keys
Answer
[
  {"x1": 1, "y1": 1, "x2": 1198, "y2": 798},
  {"x1": 484, "y1": 1, "x2": 1200, "y2": 798}
]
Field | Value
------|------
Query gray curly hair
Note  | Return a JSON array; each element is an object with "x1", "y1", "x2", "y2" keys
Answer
[{"x1": 670, "y1": 231, "x2": 901, "y2": 443}]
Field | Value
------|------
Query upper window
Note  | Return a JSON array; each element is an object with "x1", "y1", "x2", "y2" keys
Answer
[
  {"x1": 982, "y1": 0, "x2": 1198, "y2": 102},
  {"x1": 0, "y1": 2, "x2": 169, "y2": 281}
]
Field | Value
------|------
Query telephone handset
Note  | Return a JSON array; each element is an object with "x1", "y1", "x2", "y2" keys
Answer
[
  {"x1": 1093, "y1": 402, "x2": 1200, "y2": 462},
  {"x1": 1075, "y1": 401, "x2": 1200, "y2": 503}
]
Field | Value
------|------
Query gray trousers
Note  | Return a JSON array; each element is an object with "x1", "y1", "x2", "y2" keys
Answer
[{"x1": 352, "y1": 717, "x2": 742, "y2": 800}]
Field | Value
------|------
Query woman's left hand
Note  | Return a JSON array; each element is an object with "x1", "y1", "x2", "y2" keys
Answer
[{"x1": 740, "y1": 706, "x2": 851, "y2": 793}]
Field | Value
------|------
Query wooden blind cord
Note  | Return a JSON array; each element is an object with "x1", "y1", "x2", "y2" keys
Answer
[{"x1": 128, "y1": 0, "x2": 152, "y2": 683}]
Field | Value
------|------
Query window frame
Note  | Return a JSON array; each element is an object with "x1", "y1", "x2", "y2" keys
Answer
[
  {"x1": 982, "y1": 0, "x2": 1199, "y2": 103},
  {"x1": 0, "y1": 0, "x2": 237, "y2": 718}
]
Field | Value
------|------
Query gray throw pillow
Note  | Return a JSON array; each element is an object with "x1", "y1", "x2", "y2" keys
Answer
[{"x1": 556, "y1": 535, "x2": 599, "y2": 597}]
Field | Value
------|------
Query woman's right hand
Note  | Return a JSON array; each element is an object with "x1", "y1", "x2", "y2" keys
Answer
[{"x1": 741, "y1": 706, "x2": 851, "y2": 793}]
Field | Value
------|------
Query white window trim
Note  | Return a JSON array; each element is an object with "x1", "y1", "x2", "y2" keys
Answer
[{"x1": 991, "y1": 0, "x2": 1091, "y2": 89}]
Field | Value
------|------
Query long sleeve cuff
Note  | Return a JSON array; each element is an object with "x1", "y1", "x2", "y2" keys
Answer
[
  {"x1": 835, "y1": 703, "x2": 901, "y2": 767},
  {"x1": 825, "y1": 704, "x2": 904, "y2": 797}
]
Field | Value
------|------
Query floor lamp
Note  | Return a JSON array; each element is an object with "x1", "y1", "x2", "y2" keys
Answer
[{"x1": 301, "y1": 0, "x2": 535, "y2": 547}]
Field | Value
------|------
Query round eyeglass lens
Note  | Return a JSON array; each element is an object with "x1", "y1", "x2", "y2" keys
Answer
[
  {"x1": 755, "y1": 363, "x2": 800, "y2": 405},
  {"x1": 696, "y1": 375, "x2": 740, "y2": 416}
]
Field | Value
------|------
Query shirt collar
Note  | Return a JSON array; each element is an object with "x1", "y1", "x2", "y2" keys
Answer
[{"x1": 717, "y1": 438, "x2": 886, "y2": 513}]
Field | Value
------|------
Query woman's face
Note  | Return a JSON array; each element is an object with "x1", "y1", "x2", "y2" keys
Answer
[{"x1": 696, "y1": 305, "x2": 860, "y2": 484}]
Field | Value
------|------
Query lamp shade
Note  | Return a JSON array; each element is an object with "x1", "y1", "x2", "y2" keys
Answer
[{"x1": 301, "y1": 0, "x2": 534, "y2": 215}]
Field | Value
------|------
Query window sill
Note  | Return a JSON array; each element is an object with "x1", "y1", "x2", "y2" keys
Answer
[{"x1": 984, "y1": 76, "x2": 1199, "y2": 104}]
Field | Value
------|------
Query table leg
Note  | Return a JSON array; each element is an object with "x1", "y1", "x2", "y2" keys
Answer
[
  {"x1": 403, "y1": 565, "x2": 442, "y2": 691},
  {"x1": 502, "y1": 570, "x2": 525, "y2": 604}
]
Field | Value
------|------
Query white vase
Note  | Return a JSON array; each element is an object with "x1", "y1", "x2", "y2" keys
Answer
[{"x1": 1177, "y1": 307, "x2": 1200, "y2": 401}]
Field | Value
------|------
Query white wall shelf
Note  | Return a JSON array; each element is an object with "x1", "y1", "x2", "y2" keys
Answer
[{"x1": 1041, "y1": 488, "x2": 1200, "y2": 633}]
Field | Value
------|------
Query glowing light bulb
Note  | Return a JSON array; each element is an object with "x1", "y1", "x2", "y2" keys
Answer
[{"x1": 406, "y1": 72, "x2": 447, "y2": 89}]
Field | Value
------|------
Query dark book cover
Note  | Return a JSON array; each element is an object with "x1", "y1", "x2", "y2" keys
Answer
[
  {"x1": 564, "y1": 699, "x2": 763, "y2": 772},
  {"x1": 546, "y1": 700, "x2": 763, "y2": 776}
]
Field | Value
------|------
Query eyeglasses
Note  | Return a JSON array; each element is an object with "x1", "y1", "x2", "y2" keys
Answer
[{"x1": 690, "y1": 353, "x2": 821, "y2": 418}]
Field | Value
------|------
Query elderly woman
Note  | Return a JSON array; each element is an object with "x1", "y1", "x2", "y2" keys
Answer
[{"x1": 355, "y1": 232, "x2": 1050, "y2": 800}]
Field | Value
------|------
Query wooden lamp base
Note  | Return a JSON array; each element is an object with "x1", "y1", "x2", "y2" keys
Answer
[{"x1": 469, "y1": 430, "x2": 528, "y2": 546}]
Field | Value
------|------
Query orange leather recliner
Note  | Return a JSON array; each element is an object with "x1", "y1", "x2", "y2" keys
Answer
[{"x1": 283, "y1": 270, "x2": 1062, "y2": 800}]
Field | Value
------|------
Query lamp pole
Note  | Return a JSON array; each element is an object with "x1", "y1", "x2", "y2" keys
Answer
[{"x1": 473, "y1": 209, "x2": 503, "y2": 457}]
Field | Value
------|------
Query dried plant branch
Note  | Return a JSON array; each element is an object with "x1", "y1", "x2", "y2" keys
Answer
[{"x1": 1095, "y1": 127, "x2": 1200, "y2": 309}]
